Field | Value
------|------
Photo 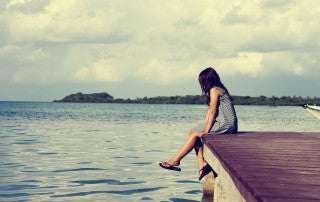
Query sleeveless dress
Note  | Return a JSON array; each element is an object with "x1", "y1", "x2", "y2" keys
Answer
[{"x1": 195, "y1": 87, "x2": 238, "y2": 134}]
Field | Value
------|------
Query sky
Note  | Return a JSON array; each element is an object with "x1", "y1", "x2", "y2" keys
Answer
[{"x1": 1, "y1": 0, "x2": 319, "y2": 101}]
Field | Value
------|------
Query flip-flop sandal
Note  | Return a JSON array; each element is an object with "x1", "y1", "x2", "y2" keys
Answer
[
  {"x1": 198, "y1": 164, "x2": 212, "y2": 180},
  {"x1": 159, "y1": 162, "x2": 181, "y2": 171}
]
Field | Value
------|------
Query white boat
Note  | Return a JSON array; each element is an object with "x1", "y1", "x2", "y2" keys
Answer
[{"x1": 303, "y1": 105, "x2": 320, "y2": 120}]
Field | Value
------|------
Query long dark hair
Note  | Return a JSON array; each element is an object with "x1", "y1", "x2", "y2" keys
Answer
[{"x1": 198, "y1": 67, "x2": 228, "y2": 105}]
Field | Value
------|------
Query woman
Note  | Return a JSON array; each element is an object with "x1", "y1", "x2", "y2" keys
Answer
[{"x1": 159, "y1": 67, "x2": 238, "y2": 180}]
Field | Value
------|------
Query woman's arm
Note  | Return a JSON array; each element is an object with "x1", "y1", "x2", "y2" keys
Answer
[{"x1": 199, "y1": 88, "x2": 221, "y2": 137}]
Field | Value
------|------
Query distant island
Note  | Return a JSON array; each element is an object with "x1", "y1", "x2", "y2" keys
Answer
[{"x1": 53, "y1": 92, "x2": 320, "y2": 106}]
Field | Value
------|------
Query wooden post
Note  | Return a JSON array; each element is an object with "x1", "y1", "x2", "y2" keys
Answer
[{"x1": 202, "y1": 171, "x2": 215, "y2": 202}]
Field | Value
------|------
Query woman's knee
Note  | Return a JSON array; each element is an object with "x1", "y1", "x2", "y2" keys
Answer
[{"x1": 189, "y1": 130, "x2": 198, "y2": 138}]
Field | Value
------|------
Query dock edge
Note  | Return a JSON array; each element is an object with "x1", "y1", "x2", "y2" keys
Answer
[{"x1": 203, "y1": 144, "x2": 247, "y2": 202}]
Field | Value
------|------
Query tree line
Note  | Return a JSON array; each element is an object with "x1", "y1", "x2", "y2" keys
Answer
[{"x1": 54, "y1": 92, "x2": 320, "y2": 106}]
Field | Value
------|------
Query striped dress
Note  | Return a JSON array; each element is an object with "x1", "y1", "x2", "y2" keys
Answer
[{"x1": 196, "y1": 87, "x2": 238, "y2": 134}]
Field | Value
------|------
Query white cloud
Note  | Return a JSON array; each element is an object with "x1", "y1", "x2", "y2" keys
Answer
[
  {"x1": 6, "y1": 0, "x2": 125, "y2": 43},
  {"x1": 19, "y1": 47, "x2": 48, "y2": 62},
  {"x1": 293, "y1": 66, "x2": 303, "y2": 76},
  {"x1": 12, "y1": 66, "x2": 56, "y2": 83},
  {"x1": 73, "y1": 58, "x2": 121, "y2": 82},
  {"x1": 1, "y1": 0, "x2": 320, "y2": 100},
  {"x1": 135, "y1": 59, "x2": 198, "y2": 84},
  {"x1": 216, "y1": 52, "x2": 263, "y2": 78},
  {"x1": 6, "y1": 0, "x2": 30, "y2": 8}
]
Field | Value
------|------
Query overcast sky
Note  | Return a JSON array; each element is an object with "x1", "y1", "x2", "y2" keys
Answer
[{"x1": 1, "y1": 0, "x2": 319, "y2": 101}]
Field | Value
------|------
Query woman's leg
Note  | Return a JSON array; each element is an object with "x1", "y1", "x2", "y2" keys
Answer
[
  {"x1": 194, "y1": 137, "x2": 207, "y2": 171},
  {"x1": 162, "y1": 130, "x2": 199, "y2": 166}
]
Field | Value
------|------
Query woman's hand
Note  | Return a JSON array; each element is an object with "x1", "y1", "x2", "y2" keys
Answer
[
  {"x1": 190, "y1": 129, "x2": 205, "y2": 138},
  {"x1": 197, "y1": 131, "x2": 206, "y2": 138}
]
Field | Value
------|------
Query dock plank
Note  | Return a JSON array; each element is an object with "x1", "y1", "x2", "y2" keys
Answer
[{"x1": 202, "y1": 132, "x2": 320, "y2": 202}]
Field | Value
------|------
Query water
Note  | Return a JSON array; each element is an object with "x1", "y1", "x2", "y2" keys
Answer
[{"x1": 0, "y1": 102, "x2": 319, "y2": 202}]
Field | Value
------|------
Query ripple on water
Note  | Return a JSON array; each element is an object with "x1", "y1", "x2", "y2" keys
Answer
[
  {"x1": 50, "y1": 187, "x2": 167, "y2": 198},
  {"x1": 175, "y1": 180, "x2": 199, "y2": 184},
  {"x1": 0, "y1": 192, "x2": 32, "y2": 198},
  {"x1": 70, "y1": 178, "x2": 145, "y2": 186},
  {"x1": 130, "y1": 162, "x2": 153, "y2": 165},
  {"x1": 37, "y1": 152, "x2": 58, "y2": 155},
  {"x1": 52, "y1": 167, "x2": 106, "y2": 172},
  {"x1": 13, "y1": 139, "x2": 42, "y2": 145},
  {"x1": 0, "y1": 162, "x2": 24, "y2": 168},
  {"x1": 140, "y1": 196, "x2": 153, "y2": 200},
  {"x1": 0, "y1": 184, "x2": 38, "y2": 191},
  {"x1": 185, "y1": 189, "x2": 202, "y2": 194},
  {"x1": 169, "y1": 197, "x2": 199, "y2": 202},
  {"x1": 77, "y1": 161, "x2": 91, "y2": 165},
  {"x1": 112, "y1": 156, "x2": 139, "y2": 159}
]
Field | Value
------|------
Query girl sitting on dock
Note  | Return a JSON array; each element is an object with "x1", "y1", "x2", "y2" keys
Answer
[{"x1": 159, "y1": 67, "x2": 238, "y2": 180}]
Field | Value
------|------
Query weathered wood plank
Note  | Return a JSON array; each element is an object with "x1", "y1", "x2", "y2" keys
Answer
[{"x1": 202, "y1": 132, "x2": 320, "y2": 202}]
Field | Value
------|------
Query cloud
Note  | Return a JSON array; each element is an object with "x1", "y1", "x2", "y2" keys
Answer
[
  {"x1": 221, "y1": 5, "x2": 252, "y2": 24},
  {"x1": 215, "y1": 52, "x2": 263, "y2": 78},
  {"x1": 1, "y1": 0, "x2": 320, "y2": 100},
  {"x1": 6, "y1": 0, "x2": 49, "y2": 13},
  {"x1": 73, "y1": 58, "x2": 121, "y2": 82},
  {"x1": 260, "y1": 0, "x2": 294, "y2": 10},
  {"x1": 135, "y1": 59, "x2": 198, "y2": 84},
  {"x1": 5, "y1": 0, "x2": 127, "y2": 43}
]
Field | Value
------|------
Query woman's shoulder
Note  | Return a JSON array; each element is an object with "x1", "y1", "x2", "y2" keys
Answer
[
  {"x1": 210, "y1": 87, "x2": 223, "y2": 96},
  {"x1": 212, "y1": 87, "x2": 225, "y2": 95}
]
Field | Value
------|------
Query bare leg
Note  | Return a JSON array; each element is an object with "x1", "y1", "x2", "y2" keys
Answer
[
  {"x1": 161, "y1": 130, "x2": 210, "y2": 179},
  {"x1": 194, "y1": 137, "x2": 207, "y2": 171},
  {"x1": 163, "y1": 130, "x2": 200, "y2": 166}
]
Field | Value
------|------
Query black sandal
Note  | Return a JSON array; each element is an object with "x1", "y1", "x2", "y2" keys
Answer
[
  {"x1": 159, "y1": 162, "x2": 181, "y2": 171},
  {"x1": 199, "y1": 164, "x2": 212, "y2": 180}
]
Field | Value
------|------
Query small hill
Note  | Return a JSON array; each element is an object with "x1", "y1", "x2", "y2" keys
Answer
[{"x1": 54, "y1": 92, "x2": 114, "y2": 103}]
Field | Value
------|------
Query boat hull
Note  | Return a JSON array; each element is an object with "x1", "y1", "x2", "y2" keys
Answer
[{"x1": 304, "y1": 105, "x2": 320, "y2": 120}]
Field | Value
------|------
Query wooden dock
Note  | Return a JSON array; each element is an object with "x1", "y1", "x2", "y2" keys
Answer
[{"x1": 202, "y1": 132, "x2": 320, "y2": 202}]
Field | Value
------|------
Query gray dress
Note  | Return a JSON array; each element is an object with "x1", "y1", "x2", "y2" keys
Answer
[{"x1": 195, "y1": 87, "x2": 238, "y2": 134}]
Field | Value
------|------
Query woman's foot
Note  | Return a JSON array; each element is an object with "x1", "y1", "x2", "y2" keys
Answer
[
  {"x1": 159, "y1": 160, "x2": 181, "y2": 171},
  {"x1": 198, "y1": 161, "x2": 207, "y2": 174},
  {"x1": 198, "y1": 163, "x2": 212, "y2": 180}
]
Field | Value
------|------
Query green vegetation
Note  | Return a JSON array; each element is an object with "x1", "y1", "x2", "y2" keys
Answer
[
  {"x1": 54, "y1": 92, "x2": 320, "y2": 106},
  {"x1": 54, "y1": 92, "x2": 114, "y2": 103},
  {"x1": 233, "y1": 95, "x2": 320, "y2": 106}
]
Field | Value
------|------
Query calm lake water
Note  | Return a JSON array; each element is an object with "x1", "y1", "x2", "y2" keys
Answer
[{"x1": 0, "y1": 102, "x2": 319, "y2": 202}]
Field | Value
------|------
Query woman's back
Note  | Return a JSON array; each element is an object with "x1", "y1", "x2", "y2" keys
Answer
[{"x1": 209, "y1": 87, "x2": 238, "y2": 134}]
